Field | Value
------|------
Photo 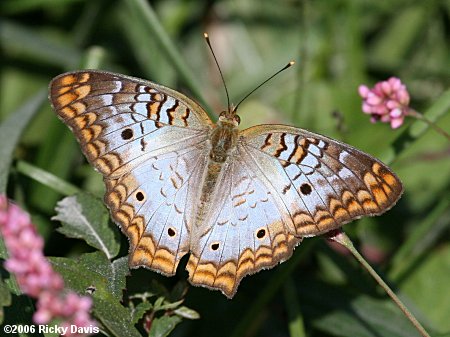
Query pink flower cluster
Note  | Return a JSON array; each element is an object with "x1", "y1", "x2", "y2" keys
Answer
[
  {"x1": 358, "y1": 77, "x2": 411, "y2": 129},
  {"x1": 0, "y1": 195, "x2": 97, "y2": 336}
]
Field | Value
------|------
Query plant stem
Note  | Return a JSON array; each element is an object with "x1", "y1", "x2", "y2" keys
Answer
[
  {"x1": 329, "y1": 230, "x2": 431, "y2": 337},
  {"x1": 407, "y1": 109, "x2": 450, "y2": 141}
]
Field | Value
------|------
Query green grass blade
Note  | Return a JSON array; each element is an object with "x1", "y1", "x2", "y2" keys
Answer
[
  {"x1": 389, "y1": 195, "x2": 450, "y2": 282},
  {"x1": 283, "y1": 277, "x2": 306, "y2": 337},
  {"x1": 230, "y1": 241, "x2": 315, "y2": 337},
  {"x1": 123, "y1": 0, "x2": 212, "y2": 113},
  {"x1": 0, "y1": 0, "x2": 83, "y2": 15},
  {"x1": 0, "y1": 90, "x2": 46, "y2": 194},
  {"x1": 16, "y1": 160, "x2": 80, "y2": 196},
  {"x1": 381, "y1": 88, "x2": 450, "y2": 164},
  {"x1": 0, "y1": 19, "x2": 80, "y2": 68}
]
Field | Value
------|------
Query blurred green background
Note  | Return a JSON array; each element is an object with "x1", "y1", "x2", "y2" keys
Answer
[{"x1": 1, "y1": 0, "x2": 449, "y2": 336}]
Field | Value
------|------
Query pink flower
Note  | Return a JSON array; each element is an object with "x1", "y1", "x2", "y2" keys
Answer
[
  {"x1": 358, "y1": 77, "x2": 411, "y2": 129},
  {"x1": 0, "y1": 195, "x2": 97, "y2": 336}
]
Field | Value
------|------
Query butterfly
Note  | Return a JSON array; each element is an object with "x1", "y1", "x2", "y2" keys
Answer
[{"x1": 49, "y1": 70, "x2": 403, "y2": 298}]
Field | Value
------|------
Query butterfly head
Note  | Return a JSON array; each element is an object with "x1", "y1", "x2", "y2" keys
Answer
[{"x1": 218, "y1": 109, "x2": 241, "y2": 127}]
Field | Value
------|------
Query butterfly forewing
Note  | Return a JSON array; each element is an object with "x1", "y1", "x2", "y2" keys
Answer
[
  {"x1": 49, "y1": 71, "x2": 213, "y2": 176},
  {"x1": 49, "y1": 70, "x2": 213, "y2": 276},
  {"x1": 240, "y1": 125, "x2": 403, "y2": 236}
]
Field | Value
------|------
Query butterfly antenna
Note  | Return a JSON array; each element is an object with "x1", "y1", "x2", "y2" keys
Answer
[
  {"x1": 233, "y1": 61, "x2": 295, "y2": 113},
  {"x1": 204, "y1": 33, "x2": 232, "y2": 114}
]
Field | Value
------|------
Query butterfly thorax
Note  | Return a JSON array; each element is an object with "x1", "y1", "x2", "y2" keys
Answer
[{"x1": 209, "y1": 113, "x2": 239, "y2": 163}]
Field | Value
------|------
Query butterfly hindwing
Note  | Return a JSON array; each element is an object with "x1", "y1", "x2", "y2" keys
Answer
[
  {"x1": 106, "y1": 145, "x2": 209, "y2": 275},
  {"x1": 186, "y1": 154, "x2": 301, "y2": 298}
]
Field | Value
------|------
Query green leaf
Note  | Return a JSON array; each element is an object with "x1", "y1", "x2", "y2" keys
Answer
[
  {"x1": 94, "y1": 297, "x2": 142, "y2": 337},
  {"x1": 3, "y1": 295, "x2": 44, "y2": 337},
  {"x1": 109, "y1": 257, "x2": 130, "y2": 298},
  {"x1": 131, "y1": 301, "x2": 153, "y2": 324},
  {"x1": 301, "y1": 281, "x2": 426, "y2": 337},
  {"x1": 51, "y1": 252, "x2": 128, "y2": 299},
  {"x1": 52, "y1": 193, "x2": 120, "y2": 259},
  {"x1": 173, "y1": 306, "x2": 200, "y2": 320},
  {"x1": 51, "y1": 253, "x2": 108, "y2": 296},
  {"x1": 149, "y1": 315, "x2": 182, "y2": 337},
  {"x1": 401, "y1": 243, "x2": 450, "y2": 333},
  {"x1": 153, "y1": 296, "x2": 165, "y2": 311},
  {"x1": 0, "y1": 278, "x2": 12, "y2": 306},
  {"x1": 312, "y1": 296, "x2": 423, "y2": 337},
  {"x1": 0, "y1": 90, "x2": 46, "y2": 194},
  {"x1": 167, "y1": 281, "x2": 189, "y2": 302},
  {"x1": 50, "y1": 252, "x2": 140, "y2": 337},
  {"x1": 0, "y1": 277, "x2": 12, "y2": 324},
  {"x1": 63, "y1": 253, "x2": 129, "y2": 298},
  {"x1": 156, "y1": 299, "x2": 184, "y2": 312}
]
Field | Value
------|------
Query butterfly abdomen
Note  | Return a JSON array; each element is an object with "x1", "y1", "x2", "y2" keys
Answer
[{"x1": 193, "y1": 122, "x2": 239, "y2": 231}]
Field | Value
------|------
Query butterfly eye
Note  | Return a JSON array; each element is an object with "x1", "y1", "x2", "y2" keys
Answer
[
  {"x1": 211, "y1": 242, "x2": 220, "y2": 251},
  {"x1": 135, "y1": 191, "x2": 145, "y2": 201},
  {"x1": 121, "y1": 128, "x2": 134, "y2": 140},
  {"x1": 256, "y1": 228, "x2": 266, "y2": 239},
  {"x1": 167, "y1": 227, "x2": 176, "y2": 237},
  {"x1": 300, "y1": 183, "x2": 312, "y2": 195},
  {"x1": 234, "y1": 115, "x2": 241, "y2": 124}
]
